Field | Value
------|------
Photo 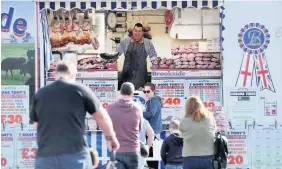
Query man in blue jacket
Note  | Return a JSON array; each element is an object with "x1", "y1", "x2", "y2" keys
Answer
[{"x1": 143, "y1": 82, "x2": 163, "y2": 169}]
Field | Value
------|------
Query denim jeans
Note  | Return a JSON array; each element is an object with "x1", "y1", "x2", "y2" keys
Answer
[
  {"x1": 116, "y1": 152, "x2": 140, "y2": 169},
  {"x1": 165, "y1": 164, "x2": 183, "y2": 169},
  {"x1": 183, "y1": 155, "x2": 213, "y2": 169},
  {"x1": 35, "y1": 150, "x2": 92, "y2": 169}
]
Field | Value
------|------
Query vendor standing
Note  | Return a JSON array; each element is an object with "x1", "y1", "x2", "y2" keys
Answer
[{"x1": 118, "y1": 23, "x2": 157, "y2": 89}]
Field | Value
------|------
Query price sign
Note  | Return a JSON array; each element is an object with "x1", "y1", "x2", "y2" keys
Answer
[
  {"x1": 152, "y1": 80, "x2": 186, "y2": 130},
  {"x1": 1, "y1": 85, "x2": 29, "y2": 130},
  {"x1": 226, "y1": 130, "x2": 249, "y2": 168},
  {"x1": 161, "y1": 97, "x2": 181, "y2": 105},
  {"x1": 228, "y1": 155, "x2": 244, "y2": 165},
  {"x1": 83, "y1": 80, "x2": 117, "y2": 131},
  {"x1": 1, "y1": 131, "x2": 15, "y2": 169},
  {"x1": 21, "y1": 148, "x2": 37, "y2": 159},
  {"x1": 1, "y1": 114, "x2": 23, "y2": 124},
  {"x1": 187, "y1": 79, "x2": 222, "y2": 107},
  {"x1": 16, "y1": 131, "x2": 37, "y2": 169}
]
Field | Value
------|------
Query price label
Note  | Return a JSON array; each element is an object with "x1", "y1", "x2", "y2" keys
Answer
[
  {"x1": 228, "y1": 155, "x2": 244, "y2": 165},
  {"x1": 1, "y1": 157, "x2": 7, "y2": 166},
  {"x1": 102, "y1": 103, "x2": 109, "y2": 109},
  {"x1": 21, "y1": 148, "x2": 37, "y2": 159},
  {"x1": 203, "y1": 101, "x2": 215, "y2": 108},
  {"x1": 1, "y1": 114, "x2": 23, "y2": 124},
  {"x1": 161, "y1": 98, "x2": 181, "y2": 105}
]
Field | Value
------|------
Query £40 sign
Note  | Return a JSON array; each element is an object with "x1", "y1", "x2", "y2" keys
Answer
[
  {"x1": 227, "y1": 155, "x2": 244, "y2": 165},
  {"x1": 161, "y1": 98, "x2": 181, "y2": 105},
  {"x1": 1, "y1": 114, "x2": 23, "y2": 124},
  {"x1": 21, "y1": 148, "x2": 37, "y2": 159}
]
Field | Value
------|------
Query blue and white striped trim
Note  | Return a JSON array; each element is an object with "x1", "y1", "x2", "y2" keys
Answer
[{"x1": 38, "y1": 0, "x2": 223, "y2": 11}]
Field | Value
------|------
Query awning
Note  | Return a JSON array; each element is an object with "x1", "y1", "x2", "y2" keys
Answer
[{"x1": 39, "y1": 0, "x2": 223, "y2": 11}]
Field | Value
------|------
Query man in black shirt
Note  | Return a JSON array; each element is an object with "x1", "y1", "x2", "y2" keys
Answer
[{"x1": 30, "y1": 61, "x2": 119, "y2": 169}]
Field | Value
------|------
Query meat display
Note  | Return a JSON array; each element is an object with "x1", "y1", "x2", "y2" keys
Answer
[
  {"x1": 77, "y1": 56, "x2": 117, "y2": 70},
  {"x1": 151, "y1": 42, "x2": 221, "y2": 70},
  {"x1": 49, "y1": 9, "x2": 99, "y2": 50}
]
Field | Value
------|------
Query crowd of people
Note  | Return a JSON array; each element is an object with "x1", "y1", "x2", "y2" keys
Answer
[{"x1": 30, "y1": 61, "x2": 218, "y2": 169}]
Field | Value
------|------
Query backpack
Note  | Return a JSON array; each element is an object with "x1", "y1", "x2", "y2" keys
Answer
[{"x1": 213, "y1": 132, "x2": 228, "y2": 169}]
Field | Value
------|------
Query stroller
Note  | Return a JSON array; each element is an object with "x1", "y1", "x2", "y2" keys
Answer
[{"x1": 94, "y1": 151, "x2": 127, "y2": 169}]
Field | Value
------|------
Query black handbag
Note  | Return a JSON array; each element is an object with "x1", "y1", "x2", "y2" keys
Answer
[{"x1": 140, "y1": 142, "x2": 149, "y2": 157}]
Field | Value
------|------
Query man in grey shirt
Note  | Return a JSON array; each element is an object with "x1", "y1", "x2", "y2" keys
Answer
[{"x1": 118, "y1": 23, "x2": 158, "y2": 89}]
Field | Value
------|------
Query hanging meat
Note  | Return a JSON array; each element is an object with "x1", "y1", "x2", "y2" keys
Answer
[
  {"x1": 82, "y1": 10, "x2": 91, "y2": 31},
  {"x1": 164, "y1": 10, "x2": 174, "y2": 33},
  {"x1": 50, "y1": 11, "x2": 61, "y2": 47}
]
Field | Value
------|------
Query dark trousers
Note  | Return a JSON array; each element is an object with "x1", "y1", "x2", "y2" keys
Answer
[
  {"x1": 35, "y1": 150, "x2": 92, "y2": 169},
  {"x1": 183, "y1": 155, "x2": 213, "y2": 169},
  {"x1": 116, "y1": 152, "x2": 139, "y2": 169}
]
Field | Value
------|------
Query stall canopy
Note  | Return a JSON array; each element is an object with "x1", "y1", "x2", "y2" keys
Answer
[{"x1": 39, "y1": 0, "x2": 223, "y2": 11}]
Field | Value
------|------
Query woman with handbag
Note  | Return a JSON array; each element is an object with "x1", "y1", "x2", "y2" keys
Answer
[
  {"x1": 139, "y1": 117, "x2": 155, "y2": 169},
  {"x1": 179, "y1": 97, "x2": 217, "y2": 169}
]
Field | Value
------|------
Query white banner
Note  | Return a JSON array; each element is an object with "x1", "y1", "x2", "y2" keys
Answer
[
  {"x1": 226, "y1": 130, "x2": 250, "y2": 168},
  {"x1": 222, "y1": 1, "x2": 282, "y2": 124},
  {"x1": 1, "y1": 131, "x2": 15, "y2": 169},
  {"x1": 83, "y1": 80, "x2": 117, "y2": 130},
  {"x1": 227, "y1": 88, "x2": 259, "y2": 125},
  {"x1": 152, "y1": 79, "x2": 186, "y2": 130},
  {"x1": 187, "y1": 79, "x2": 222, "y2": 108},
  {"x1": 251, "y1": 125, "x2": 282, "y2": 169},
  {"x1": 1, "y1": 85, "x2": 29, "y2": 130},
  {"x1": 15, "y1": 131, "x2": 37, "y2": 169}
]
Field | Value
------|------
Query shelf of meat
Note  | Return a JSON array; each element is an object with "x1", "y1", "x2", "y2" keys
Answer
[
  {"x1": 77, "y1": 55, "x2": 117, "y2": 70},
  {"x1": 151, "y1": 42, "x2": 221, "y2": 70}
]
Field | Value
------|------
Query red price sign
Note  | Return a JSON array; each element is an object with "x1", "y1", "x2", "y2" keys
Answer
[
  {"x1": 161, "y1": 98, "x2": 181, "y2": 105},
  {"x1": 203, "y1": 101, "x2": 215, "y2": 108},
  {"x1": 1, "y1": 115, "x2": 23, "y2": 124},
  {"x1": 21, "y1": 148, "x2": 37, "y2": 159},
  {"x1": 1, "y1": 157, "x2": 7, "y2": 166},
  {"x1": 102, "y1": 103, "x2": 109, "y2": 109},
  {"x1": 227, "y1": 155, "x2": 243, "y2": 165}
]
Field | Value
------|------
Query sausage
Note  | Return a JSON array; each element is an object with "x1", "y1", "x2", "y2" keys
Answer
[
  {"x1": 202, "y1": 58, "x2": 211, "y2": 61},
  {"x1": 166, "y1": 59, "x2": 173, "y2": 65},
  {"x1": 211, "y1": 58, "x2": 220, "y2": 62},
  {"x1": 151, "y1": 65, "x2": 159, "y2": 69},
  {"x1": 181, "y1": 53, "x2": 188, "y2": 58},
  {"x1": 160, "y1": 58, "x2": 167, "y2": 65},
  {"x1": 152, "y1": 60, "x2": 159, "y2": 65},
  {"x1": 196, "y1": 53, "x2": 203, "y2": 57},
  {"x1": 208, "y1": 65, "x2": 215, "y2": 69},
  {"x1": 174, "y1": 61, "x2": 182, "y2": 66},
  {"x1": 215, "y1": 65, "x2": 221, "y2": 69},
  {"x1": 203, "y1": 61, "x2": 211, "y2": 65},
  {"x1": 195, "y1": 57, "x2": 202, "y2": 61},
  {"x1": 174, "y1": 58, "x2": 181, "y2": 63},
  {"x1": 173, "y1": 55, "x2": 181, "y2": 60},
  {"x1": 182, "y1": 61, "x2": 189, "y2": 65},
  {"x1": 193, "y1": 48, "x2": 199, "y2": 53},
  {"x1": 186, "y1": 49, "x2": 193, "y2": 53},
  {"x1": 169, "y1": 64, "x2": 175, "y2": 69},
  {"x1": 180, "y1": 57, "x2": 188, "y2": 62},
  {"x1": 159, "y1": 64, "x2": 169, "y2": 68},
  {"x1": 203, "y1": 53, "x2": 210, "y2": 57},
  {"x1": 175, "y1": 65, "x2": 182, "y2": 69},
  {"x1": 189, "y1": 65, "x2": 196, "y2": 69},
  {"x1": 196, "y1": 65, "x2": 203, "y2": 69},
  {"x1": 181, "y1": 65, "x2": 188, "y2": 69},
  {"x1": 178, "y1": 49, "x2": 186, "y2": 54},
  {"x1": 202, "y1": 65, "x2": 208, "y2": 69},
  {"x1": 196, "y1": 60, "x2": 204, "y2": 65},
  {"x1": 210, "y1": 62, "x2": 218, "y2": 66},
  {"x1": 188, "y1": 61, "x2": 196, "y2": 66},
  {"x1": 184, "y1": 45, "x2": 191, "y2": 50}
]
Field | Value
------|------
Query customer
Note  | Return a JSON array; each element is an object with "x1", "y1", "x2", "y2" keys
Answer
[
  {"x1": 30, "y1": 61, "x2": 119, "y2": 169},
  {"x1": 139, "y1": 117, "x2": 155, "y2": 169},
  {"x1": 179, "y1": 96, "x2": 217, "y2": 169},
  {"x1": 107, "y1": 82, "x2": 143, "y2": 169},
  {"x1": 161, "y1": 120, "x2": 183, "y2": 169},
  {"x1": 143, "y1": 82, "x2": 162, "y2": 169}
]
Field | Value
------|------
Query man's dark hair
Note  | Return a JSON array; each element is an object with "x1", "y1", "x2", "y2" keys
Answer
[
  {"x1": 55, "y1": 61, "x2": 77, "y2": 75},
  {"x1": 134, "y1": 23, "x2": 143, "y2": 29},
  {"x1": 120, "y1": 82, "x2": 135, "y2": 96},
  {"x1": 144, "y1": 82, "x2": 156, "y2": 91}
]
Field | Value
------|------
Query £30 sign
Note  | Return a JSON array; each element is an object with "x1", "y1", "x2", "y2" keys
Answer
[
  {"x1": 22, "y1": 148, "x2": 37, "y2": 159},
  {"x1": 203, "y1": 102, "x2": 215, "y2": 108},
  {"x1": 227, "y1": 155, "x2": 244, "y2": 165},
  {"x1": 161, "y1": 98, "x2": 181, "y2": 105},
  {"x1": 1, "y1": 114, "x2": 23, "y2": 124}
]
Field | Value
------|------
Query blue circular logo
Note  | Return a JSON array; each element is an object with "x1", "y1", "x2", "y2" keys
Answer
[
  {"x1": 238, "y1": 23, "x2": 270, "y2": 54},
  {"x1": 133, "y1": 96, "x2": 145, "y2": 105}
]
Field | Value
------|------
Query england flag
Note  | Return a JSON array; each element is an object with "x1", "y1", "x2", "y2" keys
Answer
[{"x1": 236, "y1": 53, "x2": 255, "y2": 87}]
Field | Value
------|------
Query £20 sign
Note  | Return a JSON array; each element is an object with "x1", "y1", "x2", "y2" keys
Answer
[{"x1": 227, "y1": 155, "x2": 244, "y2": 165}]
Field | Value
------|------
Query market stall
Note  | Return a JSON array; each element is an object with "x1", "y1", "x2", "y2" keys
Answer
[{"x1": 39, "y1": 0, "x2": 224, "y2": 168}]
